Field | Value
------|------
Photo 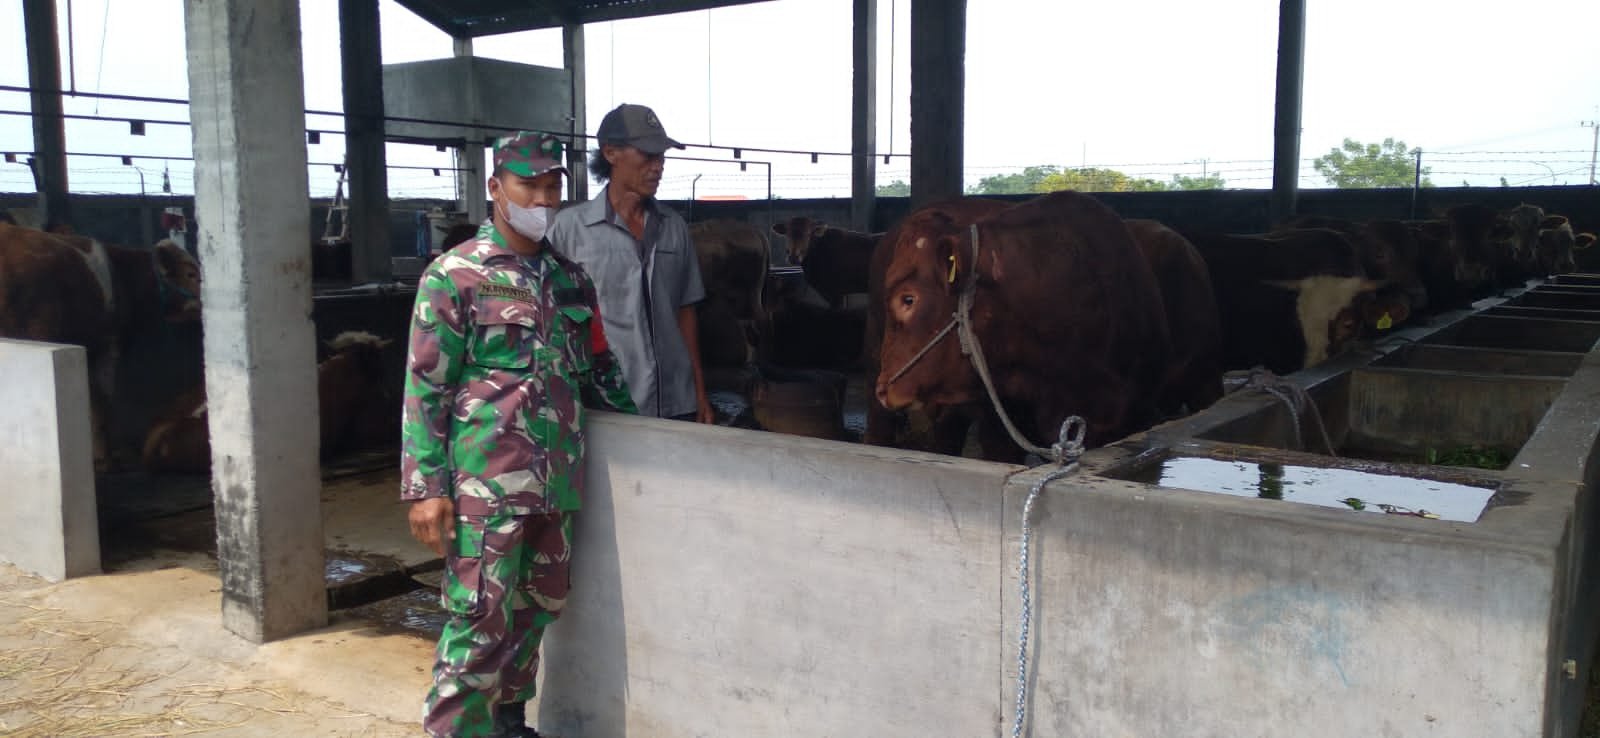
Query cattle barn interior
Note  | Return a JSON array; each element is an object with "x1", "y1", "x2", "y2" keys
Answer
[{"x1": 4, "y1": 0, "x2": 1600, "y2": 735}]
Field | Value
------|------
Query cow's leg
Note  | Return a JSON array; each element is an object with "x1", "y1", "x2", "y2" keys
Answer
[{"x1": 88, "y1": 346, "x2": 119, "y2": 473}]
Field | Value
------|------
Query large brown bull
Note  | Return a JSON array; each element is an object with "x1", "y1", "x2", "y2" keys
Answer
[
  {"x1": 875, "y1": 191, "x2": 1172, "y2": 453},
  {"x1": 0, "y1": 223, "x2": 201, "y2": 469},
  {"x1": 862, "y1": 197, "x2": 1012, "y2": 457}
]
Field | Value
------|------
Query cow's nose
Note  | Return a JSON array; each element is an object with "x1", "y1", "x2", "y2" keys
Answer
[{"x1": 874, "y1": 382, "x2": 890, "y2": 409}]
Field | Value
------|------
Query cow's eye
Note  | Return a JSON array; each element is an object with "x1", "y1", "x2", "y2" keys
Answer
[{"x1": 899, "y1": 294, "x2": 915, "y2": 307}]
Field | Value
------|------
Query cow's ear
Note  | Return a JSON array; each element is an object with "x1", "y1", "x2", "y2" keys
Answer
[
  {"x1": 1540, "y1": 215, "x2": 1569, "y2": 230},
  {"x1": 1576, "y1": 233, "x2": 1596, "y2": 251},
  {"x1": 811, "y1": 223, "x2": 828, "y2": 238},
  {"x1": 937, "y1": 233, "x2": 972, "y2": 294},
  {"x1": 771, "y1": 222, "x2": 788, "y2": 236}
]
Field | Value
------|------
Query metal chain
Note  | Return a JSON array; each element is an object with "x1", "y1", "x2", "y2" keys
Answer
[{"x1": 1012, "y1": 416, "x2": 1086, "y2": 738}]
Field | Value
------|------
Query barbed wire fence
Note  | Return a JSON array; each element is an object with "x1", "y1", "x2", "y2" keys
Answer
[{"x1": 1, "y1": 86, "x2": 1595, "y2": 206}]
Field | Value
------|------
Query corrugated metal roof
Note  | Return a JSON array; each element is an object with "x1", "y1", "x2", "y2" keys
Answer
[{"x1": 392, "y1": 0, "x2": 777, "y2": 38}]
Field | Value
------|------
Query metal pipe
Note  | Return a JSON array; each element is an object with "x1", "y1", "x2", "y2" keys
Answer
[{"x1": 1268, "y1": 0, "x2": 1307, "y2": 225}]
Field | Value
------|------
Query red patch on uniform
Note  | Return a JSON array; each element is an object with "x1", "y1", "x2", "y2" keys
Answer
[{"x1": 590, "y1": 314, "x2": 609, "y2": 354}]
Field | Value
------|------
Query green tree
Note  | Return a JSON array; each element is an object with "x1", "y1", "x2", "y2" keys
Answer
[
  {"x1": 1312, "y1": 137, "x2": 1432, "y2": 188},
  {"x1": 1170, "y1": 173, "x2": 1227, "y2": 190},
  {"x1": 1038, "y1": 167, "x2": 1169, "y2": 193},
  {"x1": 875, "y1": 179, "x2": 910, "y2": 197},
  {"x1": 968, "y1": 165, "x2": 1061, "y2": 195}
]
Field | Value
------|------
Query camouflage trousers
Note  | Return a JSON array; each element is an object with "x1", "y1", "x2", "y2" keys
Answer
[{"x1": 423, "y1": 505, "x2": 573, "y2": 738}]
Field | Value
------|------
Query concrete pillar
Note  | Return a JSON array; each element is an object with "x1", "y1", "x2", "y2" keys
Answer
[
  {"x1": 453, "y1": 36, "x2": 488, "y2": 224},
  {"x1": 23, "y1": 0, "x2": 70, "y2": 228},
  {"x1": 340, "y1": 0, "x2": 393, "y2": 282},
  {"x1": 909, "y1": 0, "x2": 965, "y2": 210},
  {"x1": 1269, "y1": 0, "x2": 1307, "y2": 225},
  {"x1": 564, "y1": 23, "x2": 589, "y2": 204},
  {"x1": 184, "y1": 0, "x2": 327, "y2": 643},
  {"x1": 850, "y1": 0, "x2": 877, "y2": 231},
  {"x1": 0, "y1": 340, "x2": 99, "y2": 582}
]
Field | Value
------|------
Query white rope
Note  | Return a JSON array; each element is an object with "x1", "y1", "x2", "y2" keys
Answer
[
  {"x1": 1012, "y1": 416, "x2": 1086, "y2": 738},
  {"x1": 1244, "y1": 368, "x2": 1337, "y2": 456}
]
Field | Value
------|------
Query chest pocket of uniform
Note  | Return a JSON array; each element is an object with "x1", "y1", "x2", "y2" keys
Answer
[
  {"x1": 471, "y1": 298, "x2": 540, "y2": 369},
  {"x1": 557, "y1": 305, "x2": 594, "y2": 372}
]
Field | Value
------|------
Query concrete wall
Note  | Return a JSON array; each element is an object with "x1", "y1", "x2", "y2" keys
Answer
[
  {"x1": 381, "y1": 57, "x2": 570, "y2": 145},
  {"x1": 535, "y1": 414, "x2": 1024, "y2": 737},
  {"x1": 1002, "y1": 457, "x2": 1557, "y2": 738},
  {"x1": 0, "y1": 339, "x2": 100, "y2": 581}
]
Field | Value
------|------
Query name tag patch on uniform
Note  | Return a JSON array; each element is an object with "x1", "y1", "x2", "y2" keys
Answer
[{"x1": 480, "y1": 283, "x2": 535, "y2": 303}]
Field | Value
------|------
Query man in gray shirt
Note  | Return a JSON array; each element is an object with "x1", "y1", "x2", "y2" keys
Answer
[{"x1": 547, "y1": 103, "x2": 713, "y2": 422}]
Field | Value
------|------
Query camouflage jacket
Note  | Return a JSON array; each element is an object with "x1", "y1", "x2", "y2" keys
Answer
[{"x1": 400, "y1": 221, "x2": 637, "y2": 514}]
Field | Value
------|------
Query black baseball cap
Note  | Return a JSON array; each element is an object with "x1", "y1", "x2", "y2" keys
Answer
[{"x1": 596, "y1": 103, "x2": 686, "y2": 155}]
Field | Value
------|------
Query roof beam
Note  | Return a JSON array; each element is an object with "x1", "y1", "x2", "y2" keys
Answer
[{"x1": 392, "y1": 0, "x2": 776, "y2": 37}]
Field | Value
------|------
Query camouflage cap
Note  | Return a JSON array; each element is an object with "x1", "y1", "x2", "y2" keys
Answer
[{"x1": 492, "y1": 132, "x2": 568, "y2": 177}]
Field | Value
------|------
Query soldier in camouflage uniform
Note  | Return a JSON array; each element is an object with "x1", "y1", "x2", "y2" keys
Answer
[{"x1": 402, "y1": 131, "x2": 637, "y2": 738}]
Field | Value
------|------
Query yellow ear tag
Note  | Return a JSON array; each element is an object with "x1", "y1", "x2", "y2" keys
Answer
[
  {"x1": 947, "y1": 253, "x2": 958, "y2": 283},
  {"x1": 1376, "y1": 312, "x2": 1394, "y2": 331}
]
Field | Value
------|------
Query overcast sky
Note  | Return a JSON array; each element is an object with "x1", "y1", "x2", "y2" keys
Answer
[{"x1": 1, "y1": 0, "x2": 1596, "y2": 201}]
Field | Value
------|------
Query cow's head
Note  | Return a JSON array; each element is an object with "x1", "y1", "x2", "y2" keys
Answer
[
  {"x1": 1506, "y1": 203, "x2": 1546, "y2": 272},
  {"x1": 1537, "y1": 216, "x2": 1577, "y2": 275},
  {"x1": 153, "y1": 240, "x2": 202, "y2": 321},
  {"x1": 1361, "y1": 220, "x2": 1427, "y2": 309},
  {"x1": 874, "y1": 209, "x2": 982, "y2": 411},
  {"x1": 772, "y1": 217, "x2": 828, "y2": 266},
  {"x1": 1444, "y1": 204, "x2": 1509, "y2": 288}
]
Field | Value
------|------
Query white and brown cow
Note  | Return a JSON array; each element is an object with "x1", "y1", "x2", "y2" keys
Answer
[{"x1": 0, "y1": 223, "x2": 202, "y2": 470}]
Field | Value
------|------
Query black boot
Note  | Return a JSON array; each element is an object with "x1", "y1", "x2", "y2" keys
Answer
[{"x1": 494, "y1": 701, "x2": 542, "y2": 738}]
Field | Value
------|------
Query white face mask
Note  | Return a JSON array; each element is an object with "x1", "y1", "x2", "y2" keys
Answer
[{"x1": 496, "y1": 196, "x2": 552, "y2": 243}]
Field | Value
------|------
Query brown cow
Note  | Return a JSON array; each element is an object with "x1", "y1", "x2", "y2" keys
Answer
[
  {"x1": 1536, "y1": 215, "x2": 1578, "y2": 276},
  {"x1": 0, "y1": 224, "x2": 201, "y2": 470},
  {"x1": 876, "y1": 191, "x2": 1172, "y2": 452},
  {"x1": 140, "y1": 384, "x2": 209, "y2": 474},
  {"x1": 688, "y1": 219, "x2": 770, "y2": 368},
  {"x1": 318, "y1": 330, "x2": 398, "y2": 459},
  {"x1": 141, "y1": 330, "x2": 398, "y2": 472},
  {"x1": 1123, "y1": 219, "x2": 1224, "y2": 416},
  {"x1": 771, "y1": 217, "x2": 881, "y2": 308}
]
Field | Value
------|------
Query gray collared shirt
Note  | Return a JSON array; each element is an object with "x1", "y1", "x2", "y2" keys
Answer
[{"x1": 548, "y1": 186, "x2": 705, "y2": 418}]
